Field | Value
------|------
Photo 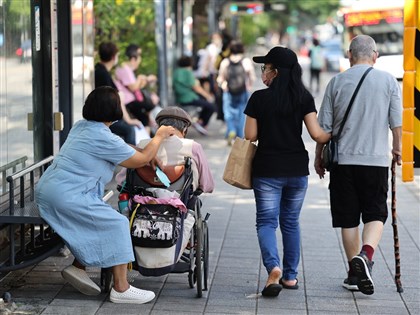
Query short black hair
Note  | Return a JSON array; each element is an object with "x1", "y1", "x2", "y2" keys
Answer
[
  {"x1": 98, "y1": 42, "x2": 118, "y2": 62},
  {"x1": 125, "y1": 44, "x2": 140, "y2": 59},
  {"x1": 230, "y1": 41, "x2": 244, "y2": 54},
  {"x1": 82, "y1": 86, "x2": 123, "y2": 122},
  {"x1": 178, "y1": 55, "x2": 192, "y2": 67}
]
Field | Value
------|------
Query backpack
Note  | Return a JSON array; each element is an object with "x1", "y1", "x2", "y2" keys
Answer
[{"x1": 227, "y1": 59, "x2": 247, "y2": 95}]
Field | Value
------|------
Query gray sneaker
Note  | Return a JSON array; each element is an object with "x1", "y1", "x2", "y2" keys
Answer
[
  {"x1": 342, "y1": 276, "x2": 359, "y2": 291},
  {"x1": 192, "y1": 122, "x2": 208, "y2": 136},
  {"x1": 351, "y1": 253, "x2": 375, "y2": 295},
  {"x1": 61, "y1": 265, "x2": 101, "y2": 296}
]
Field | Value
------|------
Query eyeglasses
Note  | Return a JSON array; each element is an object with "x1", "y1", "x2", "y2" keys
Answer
[{"x1": 261, "y1": 65, "x2": 275, "y2": 74}]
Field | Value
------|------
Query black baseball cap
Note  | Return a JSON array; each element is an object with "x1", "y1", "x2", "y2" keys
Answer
[{"x1": 253, "y1": 46, "x2": 298, "y2": 69}]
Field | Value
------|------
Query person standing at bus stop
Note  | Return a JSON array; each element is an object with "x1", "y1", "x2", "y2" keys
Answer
[{"x1": 314, "y1": 35, "x2": 402, "y2": 295}]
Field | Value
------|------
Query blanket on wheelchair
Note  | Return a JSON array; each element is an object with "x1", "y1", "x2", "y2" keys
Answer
[{"x1": 131, "y1": 195, "x2": 188, "y2": 213}]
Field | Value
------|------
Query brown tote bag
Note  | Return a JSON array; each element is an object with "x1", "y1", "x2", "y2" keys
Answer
[{"x1": 223, "y1": 137, "x2": 257, "y2": 189}]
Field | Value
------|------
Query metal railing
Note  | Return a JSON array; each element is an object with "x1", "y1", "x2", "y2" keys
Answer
[{"x1": 0, "y1": 156, "x2": 28, "y2": 194}]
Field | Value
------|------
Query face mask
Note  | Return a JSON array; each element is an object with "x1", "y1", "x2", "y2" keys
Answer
[
  {"x1": 262, "y1": 69, "x2": 276, "y2": 87},
  {"x1": 113, "y1": 54, "x2": 119, "y2": 66}
]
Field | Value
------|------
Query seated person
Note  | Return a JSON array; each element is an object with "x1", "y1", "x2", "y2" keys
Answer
[
  {"x1": 94, "y1": 41, "x2": 143, "y2": 145},
  {"x1": 115, "y1": 44, "x2": 157, "y2": 132},
  {"x1": 116, "y1": 106, "x2": 214, "y2": 195},
  {"x1": 173, "y1": 56, "x2": 216, "y2": 136}
]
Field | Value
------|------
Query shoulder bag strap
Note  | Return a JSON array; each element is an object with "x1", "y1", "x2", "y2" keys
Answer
[{"x1": 335, "y1": 67, "x2": 373, "y2": 140}]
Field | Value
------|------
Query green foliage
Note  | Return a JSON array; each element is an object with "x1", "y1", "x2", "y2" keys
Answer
[
  {"x1": 262, "y1": 0, "x2": 340, "y2": 31},
  {"x1": 234, "y1": 0, "x2": 341, "y2": 44},
  {"x1": 9, "y1": 0, "x2": 30, "y2": 16},
  {"x1": 94, "y1": 0, "x2": 157, "y2": 75},
  {"x1": 237, "y1": 14, "x2": 271, "y2": 46},
  {"x1": 285, "y1": 0, "x2": 341, "y2": 22},
  {"x1": 4, "y1": 0, "x2": 31, "y2": 56}
]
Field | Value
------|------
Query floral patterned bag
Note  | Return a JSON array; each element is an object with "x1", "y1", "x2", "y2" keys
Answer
[{"x1": 129, "y1": 202, "x2": 183, "y2": 248}]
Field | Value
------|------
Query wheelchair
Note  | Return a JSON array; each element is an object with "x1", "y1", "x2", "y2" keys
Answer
[{"x1": 102, "y1": 157, "x2": 210, "y2": 298}]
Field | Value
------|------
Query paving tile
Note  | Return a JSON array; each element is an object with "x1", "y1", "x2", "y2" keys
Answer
[
  {"x1": 152, "y1": 300, "x2": 206, "y2": 312},
  {"x1": 40, "y1": 305, "x2": 99, "y2": 315},
  {"x1": 1, "y1": 102, "x2": 419, "y2": 315},
  {"x1": 203, "y1": 305, "x2": 256, "y2": 314}
]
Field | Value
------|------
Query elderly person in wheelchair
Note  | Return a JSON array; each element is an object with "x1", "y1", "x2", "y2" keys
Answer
[
  {"x1": 116, "y1": 107, "x2": 214, "y2": 297},
  {"x1": 116, "y1": 106, "x2": 214, "y2": 196}
]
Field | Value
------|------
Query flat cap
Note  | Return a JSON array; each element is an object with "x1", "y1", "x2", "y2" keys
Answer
[{"x1": 155, "y1": 106, "x2": 192, "y2": 127}]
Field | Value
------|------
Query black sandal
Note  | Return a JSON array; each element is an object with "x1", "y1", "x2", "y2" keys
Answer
[
  {"x1": 261, "y1": 283, "x2": 283, "y2": 297},
  {"x1": 281, "y1": 278, "x2": 299, "y2": 290}
]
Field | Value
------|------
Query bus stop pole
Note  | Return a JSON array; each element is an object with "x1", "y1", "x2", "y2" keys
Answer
[{"x1": 154, "y1": 0, "x2": 169, "y2": 108}]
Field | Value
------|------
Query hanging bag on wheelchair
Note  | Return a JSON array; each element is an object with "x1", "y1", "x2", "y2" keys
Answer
[
  {"x1": 130, "y1": 202, "x2": 183, "y2": 248},
  {"x1": 128, "y1": 195, "x2": 193, "y2": 276}
]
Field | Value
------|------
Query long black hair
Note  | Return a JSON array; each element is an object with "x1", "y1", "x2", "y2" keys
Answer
[{"x1": 271, "y1": 62, "x2": 306, "y2": 116}]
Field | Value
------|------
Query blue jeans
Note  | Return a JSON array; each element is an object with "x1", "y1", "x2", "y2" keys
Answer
[
  {"x1": 253, "y1": 176, "x2": 308, "y2": 280},
  {"x1": 181, "y1": 98, "x2": 215, "y2": 127},
  {"x1": 222, "y1": 91, "x2": 248, "y2": 138}
]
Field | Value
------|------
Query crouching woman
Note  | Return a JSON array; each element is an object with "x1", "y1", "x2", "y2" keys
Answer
[{"x1": 35, "y1": 86, "x2": 174, "y2": 304}]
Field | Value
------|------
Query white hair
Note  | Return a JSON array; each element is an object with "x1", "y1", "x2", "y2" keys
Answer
[{"x1": 349, "y1": 35, "x2": 377, "y2": 61}]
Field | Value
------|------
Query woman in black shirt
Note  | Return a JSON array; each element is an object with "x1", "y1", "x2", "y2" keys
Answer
[{"x1": 244, "y1": 47, "x2": 330, "y2": 297}]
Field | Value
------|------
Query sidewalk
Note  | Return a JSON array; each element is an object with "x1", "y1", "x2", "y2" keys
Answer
[{"x1": 1, "y1": 107, "x2": 419, "y2": 315}]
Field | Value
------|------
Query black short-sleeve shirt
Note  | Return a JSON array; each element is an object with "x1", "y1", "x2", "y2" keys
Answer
[
  {"x1": 244, "y1": 88, "x2": 316, "y2": 177},
  {"x1": 95, "y1": 63, "x2": 118, "y2": 90}
]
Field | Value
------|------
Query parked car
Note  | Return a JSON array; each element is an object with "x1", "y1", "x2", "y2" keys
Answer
[{"x1": 320, "y1": 40, "x2": 343, "y2": 72}]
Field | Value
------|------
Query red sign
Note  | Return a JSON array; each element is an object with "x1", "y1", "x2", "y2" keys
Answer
[{"x1": 344, "y1": 9, "x2": 403, "y2": 26}]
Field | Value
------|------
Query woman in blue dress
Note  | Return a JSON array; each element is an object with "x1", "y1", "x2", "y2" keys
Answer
[{"x1": 35, "y1": 86, "x2": 175, "y2": 304}]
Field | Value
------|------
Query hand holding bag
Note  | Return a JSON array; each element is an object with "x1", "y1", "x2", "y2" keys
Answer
[
  {"x1": 223, "y1": 137, "x2": 257, "y2": 189},
  {"x1": 322, "y1": 67, "x2": 373, "y2": 171},
  {"x1": 322, "y1": 137, "x2": 338, "y2": 171}
]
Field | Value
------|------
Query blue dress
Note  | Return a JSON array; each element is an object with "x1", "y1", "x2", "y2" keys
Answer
[{"x1": 35, "y1": 120, "x2": 136, "y2": 267}]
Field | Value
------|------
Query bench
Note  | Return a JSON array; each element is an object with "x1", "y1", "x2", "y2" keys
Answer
[
  {"x1": 0, "y1": 156, "x2": 114, "y2": 273},
  {"x1": 0, "y1": 156, "x2": 61, "y2": 272}
]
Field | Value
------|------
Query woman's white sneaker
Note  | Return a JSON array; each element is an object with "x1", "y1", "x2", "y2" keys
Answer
[{"x1": 110, "y1": 285, "x2": 155, "y2": 304}]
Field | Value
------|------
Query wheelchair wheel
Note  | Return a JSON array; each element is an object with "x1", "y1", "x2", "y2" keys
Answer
[
  {"x1": 188, "y1": 217, "x2": 197, "y2": 289},
  {"x1": 195, "y1": 216, "x2": 203, "y2": 298},
  {"x1": 188, "y1": 240, "x2": 196, "y2": 289},
  {"x1": 188, "y1": 269, "x2": 195, "y2": 289},
  {"x1": 100, "y1": 267, "x2": 113, "y2": 293},
  {"x1": 203, "y1": 220, "x2": 209, "y2": 291}
]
